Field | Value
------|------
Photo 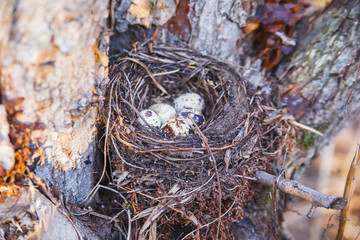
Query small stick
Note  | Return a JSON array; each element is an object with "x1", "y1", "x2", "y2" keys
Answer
[
  {"x1": 181, "y1": 199, "x2": 236, "y2": 240},
  {"x1": 336, "y1": 142, "x2": 360, "y2": 240},
  {"x1": 119, "y1": 57, "x2": 169, "y2": 95},
  {"x1": 192, "y1": 118, "x2": 222, "y2": 238},
  {"x1": 82, "y1": 80, "x2": 116, "y2": 203},
  {"x1": 254, "y1": 171, "x2": 347, "y2": 210},
  {"x1": 292, "y1": 121, "x2": 324, "y2": 136}
]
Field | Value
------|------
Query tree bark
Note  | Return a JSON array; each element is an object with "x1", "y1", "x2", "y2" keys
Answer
[
  {"x1": 276, "y1": 0, "x2": 360, "y2": 177},
  {"x1": 0, "y1": 0, "x2": 108, "y2": 204}
]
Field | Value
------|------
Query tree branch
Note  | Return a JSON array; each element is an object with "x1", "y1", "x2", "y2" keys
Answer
[{"x1": 255, "y1": 171, "x2": 347, "y2": 210}]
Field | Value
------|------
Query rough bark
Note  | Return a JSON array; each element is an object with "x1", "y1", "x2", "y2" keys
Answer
[
  {"x1": 0, "y1": 186, "x2": 100, "y2": 240},
  {"x1": 0, "y1": 105, "x2": 15, "y2": 170},
  {"x1": 186, "y1": 0, "x2": 252, "y2": 62},
  {"x1": 0, "y1": 0, "x2": 108, "y2": 204},
  {"x1": 112, "y1": 0, "x2": 258, "y2": 63},
  {"x1": 276, "y1": 0, "x2": 360, "y2": 177}
]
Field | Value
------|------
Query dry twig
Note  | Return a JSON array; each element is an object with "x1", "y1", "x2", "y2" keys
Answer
[
  {"x1": 192, "y1": 118, "x2": 222, "y2": 238},
  {"x1": 255, "y1": 171, "x2": 347, "y2": 210},
  {"x1": 336, "y1": 142, "x2": 360, "y2": 240}
]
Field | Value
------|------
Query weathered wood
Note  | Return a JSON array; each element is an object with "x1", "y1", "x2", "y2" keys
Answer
[
  {"x1": 0, "y1": 0, "x2": 108, "y2": 203},
  {"x1": 186, "y1": 0, "x2": 252, "y2": 62},
  {"x1": 0, "y1": 186, "x2": 100, "y2": 239},
  {"x1": 255, "y1": 171, "x2": 347, "y2": 210}
]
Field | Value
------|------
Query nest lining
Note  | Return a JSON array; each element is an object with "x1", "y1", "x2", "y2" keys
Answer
[{"x1": 105, "y1": 45, "x2": 284, "y2": 239}]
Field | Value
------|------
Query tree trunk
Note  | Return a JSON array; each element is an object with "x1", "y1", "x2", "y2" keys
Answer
[
  {"x1": 276, "y1": 0, "x2": 360, "y2": 177},
  {"x1": 0, "y1": 0, "x2": 359, "y2": 239},
  {"x1": 0, "y1": 0, "x2": 108, "y2": 204},
  {"x1": 0, "y1": 0, "x2": 108, "y2": 238}
]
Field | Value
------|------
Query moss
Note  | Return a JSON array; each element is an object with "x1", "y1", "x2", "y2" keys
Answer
[
  {"x1": 149, "y1": 1, "x2": 155, "y2": 11},
  {"x1": 297, "y1": 131, "x2": 317, "y2": 151}
]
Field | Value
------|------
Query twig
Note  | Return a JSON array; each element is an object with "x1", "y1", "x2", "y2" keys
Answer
[
  {"x1": 111, "y1": 136, "x2": 145, "y2": 170},
  {"x1": 118, "y1": 57, "x2": 169, "y2": 95},
  {"x1": 254, "y1": 171, "x2": 347, "y2": 210},
  {"x1": 98, "y1": 185, "x2": 132, "y2": 240},
  {"x1": 275, "y1": 31, "x2": 296, "y2": 46},
  {"x1": 192, "y1": 119, "x2": 222, "y2": 238},
  {"x1": 272, "y1": 175, "x2": 279, "y2": 240},
  {"x1": 336, "y1": 142, "x2": 360, "y2": 240},
  {"x1": 154, "y1": 174, "x2": 215, "y2": 200},
  {"x1": 82, "y1": 80, "x2": 116, "y2": 203},
  {"x1": 292, "y1": 121, "x2": 323, "y2": 136},
  {"x1": 137, "y1": 144, "x2": 234, "y2": 153},
  {"x1": 152, "y1": 69, "x2": 180, "y2": 76},
  {"x1": 181, "y1": 199, "x2": 236, "y2": 240},
  {"x1": 272, "y1": 147, "x2": 291, "y2": 240}
]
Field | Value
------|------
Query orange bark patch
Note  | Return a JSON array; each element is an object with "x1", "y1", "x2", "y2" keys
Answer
[{"x1": 0, "y1": 98, "x2": 45, "y2": 202}]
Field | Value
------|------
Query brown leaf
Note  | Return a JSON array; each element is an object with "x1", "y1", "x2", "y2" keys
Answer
[{"x1": 243, "y1": 19, "x2": 261, "y2": 35}]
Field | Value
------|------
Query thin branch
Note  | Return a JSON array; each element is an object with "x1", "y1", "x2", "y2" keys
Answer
[
  {"x1": 118, "y1": 57, "x2": 169, "y2": 95},
  {"x1": 98, "y1": 185, "x2": 132, "y2": 240},
  {"x1": 192, "y1": 118, "x2": 222, "y2": 238},
  {"x1": 82, "y1": 80, "x2": 116, "y2": 203},
  {"x1": 181, "y1": 199, "x2": 236, "y2": 240},
  {"x1": 254, "y1": 171, "x2": 347, "y2": 210},
  {"x1": 292, "y1": 121, "x2": 324, "y2": 136},
  {"x1": 336, "y1": 142, "x2": 360, "y2": 240}
]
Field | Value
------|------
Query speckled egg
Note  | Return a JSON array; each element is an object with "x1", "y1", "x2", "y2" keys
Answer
[
  {"x1": 172, "y1": 92, "x2": 205, "y2": 113},
  {"x1": 137, "y1": 109, "x2": 161, "y2": 129},
  {"x1": 161, "y1": 118, "x2": 190, "y2": 137},
  {"x1": 177, "y1": 109, "x2": 205, "y2": 130},
  {"x1": 149, "y1": 103, "x2": 176, "y2": 124}
]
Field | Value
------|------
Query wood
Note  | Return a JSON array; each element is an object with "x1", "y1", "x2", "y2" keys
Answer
[
  {"x1": 254, "y1": 171, "x2": 347, "y2": 210},
  {"x1": 0, "y1": 0, "x2": 108, "y2": 204}
]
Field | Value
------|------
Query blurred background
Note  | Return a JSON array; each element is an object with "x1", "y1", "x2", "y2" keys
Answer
[{"x1": 283, "y1": 115, "x2": 360, "y2": 239}]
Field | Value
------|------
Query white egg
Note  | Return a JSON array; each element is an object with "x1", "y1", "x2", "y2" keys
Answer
[
  {"x1": 177, "y1": 109, "x2": 205, "y2": 130},
  {"x1": 172, "y1": 92, "x2": 205, "y2": 113},
  {"x1": 149, "y1": 103, "x2": 176, "y2": 124},
  {"x1": 137, "y1": 109, "x2": 161, "y2": 129},
  {"x1": 161, "y1": 118, "x2": 190, "y2": 137}
]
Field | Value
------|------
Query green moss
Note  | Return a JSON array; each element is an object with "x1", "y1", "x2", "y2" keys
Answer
[
  {"x1": 149, "y1": 1, "x2": 155, "y2": 11},
  {"x1": 254, "y1": 187, "x2": 273, "y2": 220},
  {"x1": 297, "y1": 131, "x2": 317, "y2": 151}
]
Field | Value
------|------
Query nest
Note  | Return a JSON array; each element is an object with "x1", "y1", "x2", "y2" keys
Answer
[{"x1": 104, "y1": 45, "x2": 285, "y2": 239}]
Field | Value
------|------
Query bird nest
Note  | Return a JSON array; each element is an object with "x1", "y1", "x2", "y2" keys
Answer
[{"x1": 104, "y1": 45, "x2": 286, "y2": 239}]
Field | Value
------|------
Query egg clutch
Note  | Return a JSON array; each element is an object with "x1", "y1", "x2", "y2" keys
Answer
[{"x1": 137, "y1": 92, "x2": 205, "y2": 137}]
